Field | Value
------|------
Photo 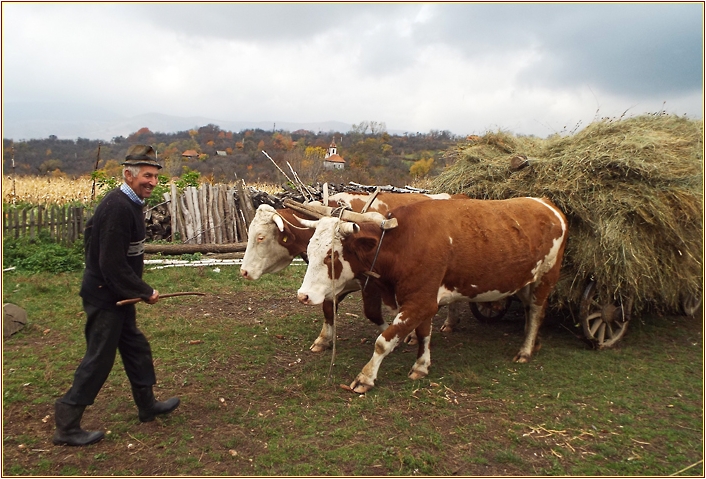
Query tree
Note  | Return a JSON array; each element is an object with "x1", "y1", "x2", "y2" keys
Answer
[
  {"x1": 409, "y1": 157, "x2": 434, "y2": 179},
  {"x1": 38, "y1": 159, "x2": 63, "y2": 174},
  {"x1": 283, "y1": 146, "x2": 323, "y2": 183},
  {"x1": 100, "y1": 159, "x2": 123, "y2": 178}
]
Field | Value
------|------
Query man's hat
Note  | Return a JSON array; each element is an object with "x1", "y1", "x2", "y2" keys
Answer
[{"x1": 122, "y1": 145, "x2": 162, "y2": 169}]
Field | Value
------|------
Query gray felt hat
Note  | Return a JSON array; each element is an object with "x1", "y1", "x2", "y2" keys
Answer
[{"x1": 122, "y1": 145, "x2": 162, "y2": 169}]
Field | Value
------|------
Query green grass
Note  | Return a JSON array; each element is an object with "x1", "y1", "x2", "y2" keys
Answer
[{"x1": 2, "y1": 263, "x2": 703, "y2": 476}]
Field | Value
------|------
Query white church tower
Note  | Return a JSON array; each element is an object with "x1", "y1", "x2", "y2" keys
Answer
[{"x1": 323, "y1": 138, "x2": 346, "y2": 170}]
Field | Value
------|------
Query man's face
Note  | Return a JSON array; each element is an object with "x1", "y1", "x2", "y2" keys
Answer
[{"x1": 125, "y1": 166, "x2": 159, "y2": 199}]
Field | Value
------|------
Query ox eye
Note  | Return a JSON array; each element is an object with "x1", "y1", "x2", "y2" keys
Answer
[
  {"x1": 257, "y1": 235, "x2": 266, "y2": 243},
  {"x1": 323, "y1": 254, "x2": 335, "y2": 269}
]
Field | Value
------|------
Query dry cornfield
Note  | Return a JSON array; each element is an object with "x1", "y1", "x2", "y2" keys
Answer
[
  {"x1": 2, "y1": 175, "x2": 283, "y2": 206},
  {"x1": 3, "y1": 176, "x2": 98, "y2": 205}
]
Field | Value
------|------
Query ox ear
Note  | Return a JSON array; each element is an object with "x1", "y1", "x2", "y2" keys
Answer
[{"x1": 272, "y1": 213, "x2": 285, "y2": 232}]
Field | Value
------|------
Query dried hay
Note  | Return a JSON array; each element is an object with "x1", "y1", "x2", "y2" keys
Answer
[{"x1": 431, "y1": 114, "x2": 703, "y2": 314}]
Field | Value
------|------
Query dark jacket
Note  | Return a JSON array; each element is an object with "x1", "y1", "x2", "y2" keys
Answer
[{"x1": 80, "y1": 188, "x2": 154, "y2": 309}]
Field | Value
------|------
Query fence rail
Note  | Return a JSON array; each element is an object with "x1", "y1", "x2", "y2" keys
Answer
[{"x1": 3, "y1": 205, "x2": 92, "y2": 245}]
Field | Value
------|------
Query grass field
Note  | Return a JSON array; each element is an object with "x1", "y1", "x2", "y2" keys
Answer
[{"x1": 2, "y1": 262, "x2": 703, "y2": 475}]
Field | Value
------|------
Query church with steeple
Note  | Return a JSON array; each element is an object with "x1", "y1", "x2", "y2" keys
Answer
[{"x1": 323, "y1": 140, "x2": 346, "y2": 170}]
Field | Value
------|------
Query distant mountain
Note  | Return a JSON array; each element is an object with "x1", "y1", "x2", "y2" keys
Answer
[{"x1": 2, "y1": 102, "x2": 358, "y2": 141}]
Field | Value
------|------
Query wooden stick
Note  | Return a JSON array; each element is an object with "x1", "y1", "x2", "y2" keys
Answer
[
  {"x1": 116, "y1": 292, "x2": 206, "y2": 307},
  {"x1": 360, "y1": 187, "x2": 380, "y2": 213},
  {"x1": 262, "y1": 150, "x2": 295, "y2": 185}
]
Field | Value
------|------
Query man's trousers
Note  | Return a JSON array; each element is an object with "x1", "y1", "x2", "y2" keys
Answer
[{"x1": 59, "y1": 299, "x2": 157, "y2": 406}]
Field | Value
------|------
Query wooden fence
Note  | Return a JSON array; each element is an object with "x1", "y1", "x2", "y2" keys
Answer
[
  {"x1": 3, "y1": 205, "x2": 92, "y2": 245},
  {"x1": 162, "y1": 181, "x2": 255, "y2": 244}
]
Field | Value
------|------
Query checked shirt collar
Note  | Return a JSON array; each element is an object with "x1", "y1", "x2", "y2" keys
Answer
[{"x1": 120, "y1": 182, "x2": 145, "y2": 206}]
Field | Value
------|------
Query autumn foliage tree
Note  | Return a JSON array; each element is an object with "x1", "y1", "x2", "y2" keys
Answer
[
  {"x1": 409, "y1": 157, "x2": 435, "y2": 179},
  {"x1": 3, "y1": 123, "x2": 460, "y2": 185}
]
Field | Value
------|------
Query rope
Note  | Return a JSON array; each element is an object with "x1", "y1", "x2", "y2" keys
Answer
[
  {"x1": 327, "y1": 207, "x2": 346, "y2": 382},
  {"x1": 363, "y1": 219, "x2": 388, "y2": 291}
]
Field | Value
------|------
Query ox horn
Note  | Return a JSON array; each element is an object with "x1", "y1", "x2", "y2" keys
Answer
[
  {"x1": 272, "y1": 213, "x2": 285, "y2": 232},
  {"x1": 282, "y1": 199, "x2": 398, "y2": 230}
]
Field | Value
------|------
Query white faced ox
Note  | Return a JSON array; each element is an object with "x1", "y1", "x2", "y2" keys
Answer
[
  {"x1": 240, "y1": 192, "x2": 457, "y2": 353},
  {"x1": 297, "y1": 197, "x2": 568, "y2": 393}
]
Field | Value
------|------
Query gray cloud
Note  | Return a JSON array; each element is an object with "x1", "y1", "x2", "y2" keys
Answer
[
  {"x1": 2, "y1": 2, "x2": 702, "y2": 138},
  {"x1": 137, "y1": 3, "x2": 414, "y2": 43},
  {"x1": 411, "y1": 3, "x2": 703, "y2": 95}
]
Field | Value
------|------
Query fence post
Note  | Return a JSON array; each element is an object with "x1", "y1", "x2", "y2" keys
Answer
[
  {"x1": 50, "y1": 206, "x2": 57, "y2": 242},
  {"x1": 38, "y1": 205, "x2": 44, "y2": 239}
]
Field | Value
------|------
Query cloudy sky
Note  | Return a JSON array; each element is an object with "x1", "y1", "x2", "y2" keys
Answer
[{"x1": 2, "y1": 2, "x2": 703, "y2": 137}]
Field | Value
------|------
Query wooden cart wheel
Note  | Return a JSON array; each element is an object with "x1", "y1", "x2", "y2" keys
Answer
[
  {"x1": 682, "y1": 293, "x2": 702, "y2": 317},
  {"x1": 471, "y1": 298, "x2": 512, "y2": 323},
  {"x1": 579, "y1": 281, "x2": 633, "y2": 349}
]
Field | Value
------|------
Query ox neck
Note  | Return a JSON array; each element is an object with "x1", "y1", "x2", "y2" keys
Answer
[{"x1": 363, "y1": 227, "x2": 387, "y2": 291}]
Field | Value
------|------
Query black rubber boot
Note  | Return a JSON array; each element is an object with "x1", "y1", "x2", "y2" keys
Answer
[
  {"x1": 53, "y1": 400, "x2": 104, "y2": 446},
  {"x1": 131, "y1": 385, "x2": 180, "y2": 422}
]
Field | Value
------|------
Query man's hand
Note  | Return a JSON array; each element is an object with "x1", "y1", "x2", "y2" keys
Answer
[{"x1": 146, "y1": 289, "x2": 160, "y2": 304}]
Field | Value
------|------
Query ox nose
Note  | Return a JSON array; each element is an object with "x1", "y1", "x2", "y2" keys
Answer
[
  {"x1": 297, "y1": 292, "x2": 310, "y2": 304},
  {"x1": 240, "y1": 268, "x2": 250, "y2": 279}
]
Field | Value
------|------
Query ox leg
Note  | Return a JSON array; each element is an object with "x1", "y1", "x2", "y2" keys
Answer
[
  {"x1": 361, "y1": 285, "x2": 389, "y2": 333},
  {"x1": 404, "y1": 331, "x2": 419, "y2": 345},
  {"x1": 514, "y1": 300, "x2": 546, "y2": 363},
  {"x1": 350, "y1": 327, "x2": 400, "y2": 394},
  {"x1": 311, "y1": 289, "x2": 387, "y2": 353},
  {"x1": 310, "y1": 292, "x2": 351, "y2": 353},
  {"x1": 310, "y1": 300, "x2": 336, "y2": 353},
  {"x1": 440, "y1": 302, "x2": 464, "y2": 332},
  {"x1": 513, "y1": 271, "x2": 559, "y2": 363},
  {"x1": 409, "y1": 317, "x2": 433, "y2": 380},
  {"x1": 351, "y1": 304, "x2": 436, "y2": 394}
]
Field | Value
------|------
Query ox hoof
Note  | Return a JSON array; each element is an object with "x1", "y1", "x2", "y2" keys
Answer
[
  {"x1": 350, "y1": 381, "x2": 373, "y2": 394},
  {"x1": 513, "y1": 353, "x2": 530, "y2": 363},
  {"x1": 439, "y1": 324, "x2": 454, "y2": 333},
  {"x1": 309, "y1": 342, "x2": 330, "y2": 353},
  {"x1": 404, "y1": 334, "x2": 418, "y2": 346},
  {"x1": 408, "y1": 369, "x2": 427, "y2": 381}
]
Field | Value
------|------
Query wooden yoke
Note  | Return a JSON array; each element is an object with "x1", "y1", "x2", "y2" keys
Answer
[{"x1": 283, "y1": 199, "x2": 398, "y2": 230}]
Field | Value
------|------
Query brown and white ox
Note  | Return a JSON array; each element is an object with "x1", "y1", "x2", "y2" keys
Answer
[
  {"x1": 296, "y1": 197, "x2": 568, "y2": 393},
  {"x1": 239, "y1": 192, "x2": 463, "y2": 352}
]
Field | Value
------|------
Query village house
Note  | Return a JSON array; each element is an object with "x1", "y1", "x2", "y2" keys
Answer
[
  {"x1": 182, "y1": 149, "x2": 199, "y2": 159},
  {"x1": 323, "y1": 140, "x2": 345, "y2": 170}
]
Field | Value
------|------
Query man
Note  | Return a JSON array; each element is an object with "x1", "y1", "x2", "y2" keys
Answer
[{"x1": 53, "y1": 145, "x2": 179, "y2": 447}]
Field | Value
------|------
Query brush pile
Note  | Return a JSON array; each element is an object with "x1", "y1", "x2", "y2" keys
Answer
[{"x1": 431, "y1": 114, "x2": 703, "y2": 314}]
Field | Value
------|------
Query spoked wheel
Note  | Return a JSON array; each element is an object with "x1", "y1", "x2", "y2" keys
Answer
[
  {"x1": 682, "y1": 293, "x2": 702, "y2": 317},
  {"x1": 471, "y1": 297, "x2": 512, "y2": 323},
  {"x1": 579, "y1": 281, "x2": 633, "y2": 349}
]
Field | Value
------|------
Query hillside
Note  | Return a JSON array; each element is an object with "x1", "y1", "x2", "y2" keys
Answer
[{"x1": 2, "y1": 123, "x2": 459, "y2": 186}]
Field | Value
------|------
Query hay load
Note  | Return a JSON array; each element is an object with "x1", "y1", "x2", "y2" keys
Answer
[{"x1": 432, "y1": 114, "x2": 703, "y2": 315}]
